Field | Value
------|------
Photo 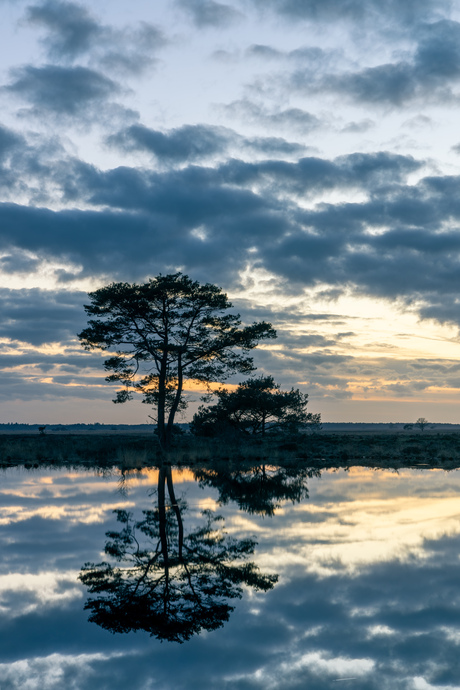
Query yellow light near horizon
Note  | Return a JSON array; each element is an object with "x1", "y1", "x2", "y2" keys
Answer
[{"x1": 229, "y1": 468, "x2": 460, "y2": 577}]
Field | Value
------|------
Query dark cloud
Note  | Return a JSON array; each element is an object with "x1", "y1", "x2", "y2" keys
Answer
[
  {"x1": 0, "y1": 126, "x2": 29, "y2": 192},
  {"x1": 25, "y1": 1, "x2": 167, "y2": 76},
  {"x1": 177, "y1": 0, "x2": 243, "y2": 27},
  {"x1": 26, "y1": 0, "x2": 101, "y2": 60},
  {"x1": 0, "y1": 126, "x2": 24, "y2": 160},
  {"x1": 5, "y1": 65, "x2": 121, "y2": 118},
  {"x1": 4, "y1": 140, "x2": 460, "y2": 331},
  {"x1": 246, "y1": 44, "x2": 283, "y2": 60},
  {"x1": 317, "y1": 63, "x2": 420, "y2": 107},
  {"x1": 107, "y1": 123, "x2": 233, "y2": 162},
  {"x1": 247, "y1": 0, "x2": 449, "y2": 24},
  {"x1": 0, "y1": 287, "x2": 86, "y2": 345},
  {"x1": 291, "y1": 20, "x2": 460, "y2": 107},
  {"x1": 108, "y1": 123, "x2": 307, "y2": 163}
]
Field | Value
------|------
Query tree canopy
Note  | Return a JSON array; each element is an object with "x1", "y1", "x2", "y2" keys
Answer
[
  {"x1": 190, "y1": 375, "x2": 321, "y2": 437},
  {"x1": 78, "y1": 273, "x2": 276, "y2": 448}
]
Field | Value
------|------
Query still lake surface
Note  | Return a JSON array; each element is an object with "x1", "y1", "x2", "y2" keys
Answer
[{"x1": 0, "y1": 463, "x2": 459, "y2": 689}]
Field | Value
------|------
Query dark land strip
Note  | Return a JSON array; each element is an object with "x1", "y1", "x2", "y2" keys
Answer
[{"x1": 2, "y1": 432, "x2": 460, "y2": 472}]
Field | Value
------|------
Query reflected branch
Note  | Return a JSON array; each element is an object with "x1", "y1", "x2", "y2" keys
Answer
[{"x1": 79, "y1": 464, "x2": 277, "y2": 642}]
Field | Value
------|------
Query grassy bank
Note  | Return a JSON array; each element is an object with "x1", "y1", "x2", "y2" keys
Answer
[{"x1": 2, "y1": 431, "x2": 460, "y2": 471}]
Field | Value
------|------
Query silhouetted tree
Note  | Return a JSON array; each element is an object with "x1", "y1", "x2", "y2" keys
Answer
[
  {"x1": 415, "y1": 417, "x2": 429, "y2": 431},
  {"x1": 190, "y1": 376, "x2": 321, "y2": 437},
  {"x1": 79, "y1": 464, "x2": 277, "y2": 642},
  {"x1": 78, "y1": 274, "x2": 276, "y2": 449},
  {"x1": 194, "y1": 464, "x2": 320, "y2": 516}
]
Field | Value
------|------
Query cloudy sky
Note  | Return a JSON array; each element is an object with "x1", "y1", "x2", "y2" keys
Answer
[{"x1": 3, "y1": 0, "x2": 460, "y2": 423}]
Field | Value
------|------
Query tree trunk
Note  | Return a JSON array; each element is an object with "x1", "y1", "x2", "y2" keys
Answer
[
  {"x1": 158, "y1": 465, "x2": 169, "y2": 608},
  {"x1": 166, "y1": 466, "x2": 183, "y2": 559},
  {"x1": 165, "y1": 353, "x2": 183, "y2": 450},
  {"x1": 157, "y1": 351, "x2": 168, "y2": 449}
]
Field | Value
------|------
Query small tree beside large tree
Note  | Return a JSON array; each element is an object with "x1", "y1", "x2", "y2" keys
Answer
[
  {"x1": 190, "y1": 375, "x2": 321, "y2": 438},
  {"x1": 78, "y1": 273, "x2": 276, "y2": 449}
]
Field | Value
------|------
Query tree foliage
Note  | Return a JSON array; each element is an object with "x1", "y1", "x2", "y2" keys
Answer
[
  {"x1": 190, "y1": 375, "x2": 321, "y2": 437},
  {"x1": 78, "y1": 273, "x2": 276, "y2": 448}
]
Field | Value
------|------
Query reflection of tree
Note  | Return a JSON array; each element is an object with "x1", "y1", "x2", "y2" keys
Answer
[
  {"x1": 79, "y1": 465, "x2": 277, "y2": 643},
  {"x1": 194, "y1": 465, "x2": 320, "y2": 516}
]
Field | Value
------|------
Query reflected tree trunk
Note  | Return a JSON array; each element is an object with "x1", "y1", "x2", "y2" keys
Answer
[{"x1": 79, "y1": 459, "x2": 278, "y2": 642}]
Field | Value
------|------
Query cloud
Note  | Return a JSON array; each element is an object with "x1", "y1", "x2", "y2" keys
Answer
[
  {"x1": 290, "y1": 20, "x2": 460, "y2": 107},
  {"x1": 0, "y1": 126, "x2": 24, "y2": 160},
  {"x1": 340, "y1": 119, "x2": 375, "y2": 133},
  {"x1": 0, "y1": 288, "x2": 87, "y2": 345},
  {"x1": 25, "y1": 1, "x2": 167, "y2": 75},
  {"x1": 246, "y1": 0, "x2": 449, "y2": 25},
  {"x1": 107, "y1": 123, "x2": 307, "y2": 163},
  {"x1": 222, "y1": 100, "x2": 322, "y2": 133},
  {"x1": 176, "y1": 0, "x2": 244, "y2": 27},
  {"x1": 97, "y1": 23, "x2": 167, "y2": 76},
  {"x1": 245, "y1": 136, "x2": 307, "y2": 156},
  {"x1": 26, "y1": 0, "x2": 101, "y2": 60},
  {"x1": 5, "y1": 65, "x2": 122, "y2": 119},
  {"x1": 246, "y1": 43, "x2": 335, "y2": 70},
  {"x1": 0, "y1": 126, "x2": 30, "y2": 193},
  {"x1": 107, "y1": 123, "x2": 233, "y2": 163},
  {"x1": 5, "y1": 137, "x2": 460, "y2": 332},
  {"x1": 246, "y1": 44, "x2": 283, "y2": 60}
]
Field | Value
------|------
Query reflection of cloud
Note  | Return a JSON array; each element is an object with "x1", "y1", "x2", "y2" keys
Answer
[
  {"x1": 0, "y1": 466, "x2": 459, "y2": 688},
  {"x1": 0, "y1": 501, "x2": 131, "y2": 525},
  {"x1": 0, "y1": 571, "x2": 82, "y2": 615},
  {"x1": 0, "y1": 652, "x2": 127, "y2": 690},
  {"x1": 226, "y1": 468, "x2": 460, "y2": 576}
]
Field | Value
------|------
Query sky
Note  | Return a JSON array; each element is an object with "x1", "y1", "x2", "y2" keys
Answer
[{"x1": 3, "y1": 0, "x2": 460, "y2": 422}]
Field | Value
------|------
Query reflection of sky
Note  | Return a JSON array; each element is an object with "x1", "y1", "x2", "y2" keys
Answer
[{"x1": 0, "y1": 466, "x2": 460, "y2": 688}]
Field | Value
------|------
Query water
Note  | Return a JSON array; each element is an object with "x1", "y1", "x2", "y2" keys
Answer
[{"x1": 0, "y1": 463, "x2": 459, "y2": 689}]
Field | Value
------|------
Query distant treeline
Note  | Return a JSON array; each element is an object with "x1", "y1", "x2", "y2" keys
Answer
[{"x1": 3, "y1": 422, "x2": 460, "y2": 433}]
